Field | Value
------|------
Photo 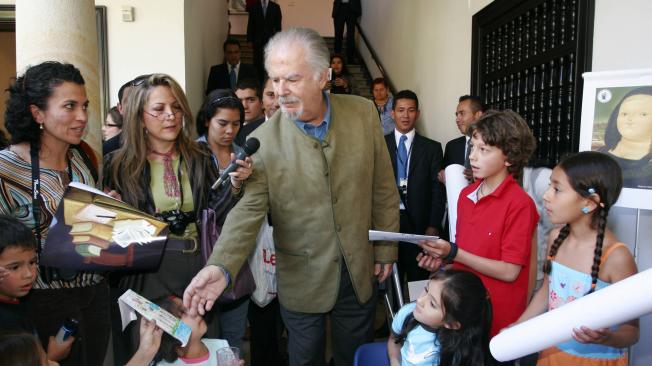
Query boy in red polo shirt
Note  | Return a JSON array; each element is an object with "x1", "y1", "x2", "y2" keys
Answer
[{"x1": 419, "y1": 110, "x2": 538, "y2": 338}]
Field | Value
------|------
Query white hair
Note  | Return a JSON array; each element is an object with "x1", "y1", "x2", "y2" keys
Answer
[{"x1": 264, "y1": 27, "x2": 330, "y2": 80}]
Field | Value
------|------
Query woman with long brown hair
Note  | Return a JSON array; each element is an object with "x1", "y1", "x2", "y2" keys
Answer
[{"x1": 104, "y1": 73, "x2": 251, "y2": 303}]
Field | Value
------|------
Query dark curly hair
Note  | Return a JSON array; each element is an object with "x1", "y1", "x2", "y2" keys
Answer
[
  {"x1": 468, "y1": 109, "x2": 536, "y2": 182},
  {"x1": 4, "y1": 61, "x2": 85, "y2": 145},
  {"x1": 196, "y1": 89, "x2": 244, "y2": 137}
]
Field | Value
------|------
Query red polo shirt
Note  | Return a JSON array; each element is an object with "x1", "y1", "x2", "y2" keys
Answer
[{"x1": 453, "y1": 174, "x2": 538, "y2": 337}]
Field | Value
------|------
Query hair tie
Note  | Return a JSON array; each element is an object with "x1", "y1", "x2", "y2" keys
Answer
[
  {"x1": 590, "y1": 283, "x2": 597, "y2": 290},
  {"x1": 547, "y1": 255, "x2": 554, "y2": 261}
]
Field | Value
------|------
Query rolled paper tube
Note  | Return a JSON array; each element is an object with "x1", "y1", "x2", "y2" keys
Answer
[
  {"x1": 490, "y1": 267, "x2": 652, "y2": 362},
  {"x1": 444, "y1": 164, "x2": 468, "y2": 243}
]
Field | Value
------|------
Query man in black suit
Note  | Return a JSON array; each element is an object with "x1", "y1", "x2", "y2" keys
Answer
[
  {"x1": 206, "y1": 39, "x2": 258, "y2": 94},
  {"x1": 247, "y1": 0, "x2": 282, "y2": 82},
  {"x1": 439, "y1": 94, "x2": 486, "y2": 183},
  {"x1": 332, "y1": 0, "x2": 361, "y2": 62},
  {"x1": 384, "y1": 90, "x2": 445, "y2": 285}
]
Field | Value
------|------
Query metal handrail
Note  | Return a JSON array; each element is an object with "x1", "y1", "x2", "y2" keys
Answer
[{"x1": 355, "y1": 21, "x2": 397, "y2": 95}]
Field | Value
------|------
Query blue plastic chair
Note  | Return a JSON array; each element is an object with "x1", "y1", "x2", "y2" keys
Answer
[{"x1": 353, "y1": 341, "x2": 390, "y2": 366}]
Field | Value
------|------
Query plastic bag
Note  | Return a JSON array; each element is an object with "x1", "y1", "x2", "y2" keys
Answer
[{"x1": 248, "y1": 220, "x2": 277, "y2": 307}]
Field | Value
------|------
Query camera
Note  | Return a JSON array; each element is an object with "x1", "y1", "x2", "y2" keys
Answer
[{"x1": 156, "y1": 210, "x2": 196, "y2": 236}]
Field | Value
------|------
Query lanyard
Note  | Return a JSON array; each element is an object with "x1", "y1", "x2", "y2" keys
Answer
[{"x1": 30, "y1": 142, "x2": 72, "y2": 253}]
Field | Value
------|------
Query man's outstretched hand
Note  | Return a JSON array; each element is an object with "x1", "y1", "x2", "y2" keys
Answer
[{"x1": 183, "y1": 265, "x2": 228, "y2": 315}]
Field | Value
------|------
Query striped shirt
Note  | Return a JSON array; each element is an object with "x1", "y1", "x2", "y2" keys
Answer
[{"x1": 0, "y1": 148, "x2": 103, "y2": 289}]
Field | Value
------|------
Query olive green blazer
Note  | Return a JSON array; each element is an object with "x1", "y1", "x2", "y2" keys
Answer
[{"x1": 208, "y1": 93, "x2": 399, "y2": 313}]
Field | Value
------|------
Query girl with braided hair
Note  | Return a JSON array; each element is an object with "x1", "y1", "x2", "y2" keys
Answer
[{"x1": 516, "y1": 151, "x2": 639, "y2": 366}]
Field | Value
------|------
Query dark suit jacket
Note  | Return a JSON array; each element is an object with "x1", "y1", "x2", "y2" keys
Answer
[
  {"x1": 443, "y1": 135, "x2": 466, "y2": 167},
  {"x1": 205, "y1": 63, "x2": 258, "y2": 94},
  {"x1": 235, "y1": 117, "x2": 265, "y2": 147},
  {"x1": 247, "y1": 1, "x2": 282, "y2": 46},
  {"x1": 332, "y1": 0, "x2": 361, "y2": 17},
  {"x1": 102, "y1": 132, "x2": 121, "y2": 157},
  {"x1": 385, "y1": 132, "x2": 445, "y2": 234}
]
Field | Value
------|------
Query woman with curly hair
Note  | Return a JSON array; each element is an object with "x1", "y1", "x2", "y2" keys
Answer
[{"x1": 0, "y1": 61, "x2": 109, "y2": 365}]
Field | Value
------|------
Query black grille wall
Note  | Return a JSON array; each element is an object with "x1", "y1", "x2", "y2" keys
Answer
[{"x1": 471, "y1": 0, "x2": 595, "y2": 167}]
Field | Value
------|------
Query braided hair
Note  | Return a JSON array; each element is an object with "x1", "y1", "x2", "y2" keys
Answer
[
  {"x1": 394, "y1": 270, "x2": 494, "y2": 366},
  {"x1": 542, "y1": 151, "x2": 623, "y2": 294}
]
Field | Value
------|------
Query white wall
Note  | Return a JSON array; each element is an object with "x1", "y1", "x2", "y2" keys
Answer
[
  {"x1": 229, "y1": 0, "x2": 334, "y2": 36},
  {"x1": 184, "y1": 0, "x2": 228, "y2": 115},
  {"x1": 592, "y1": 1, "x2": 652, "y2": 365},
  {"x1": 359, "y1": 0, "x2": 493, "y2": 144},
  {"x1": 94, "y1": 0, "x2": 227, "y2": 113},
  {"x1": 94, "y1": 0, "x2": 186, "y2": 106}
]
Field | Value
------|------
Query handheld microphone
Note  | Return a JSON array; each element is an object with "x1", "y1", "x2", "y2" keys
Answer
[{"x1": 211, "y1": 137, "x2": 260, "y2": 190}]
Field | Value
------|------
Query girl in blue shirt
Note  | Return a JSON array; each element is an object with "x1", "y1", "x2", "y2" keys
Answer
[{"x1": 388, "y1": 270, "x2": 493, "y2": 366}]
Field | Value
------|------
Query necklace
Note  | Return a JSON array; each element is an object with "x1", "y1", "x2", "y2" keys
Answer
[
  {"x1": 149, "y1": 148, "x2": 181, "y2": 198},
  {"x1": 478, "y1": 180, "x2": 495, "y2": 199}
]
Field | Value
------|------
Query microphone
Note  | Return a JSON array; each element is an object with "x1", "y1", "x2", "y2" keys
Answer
[{"x1": 211, "y1": 137, "x2": 260, "y2": 190}]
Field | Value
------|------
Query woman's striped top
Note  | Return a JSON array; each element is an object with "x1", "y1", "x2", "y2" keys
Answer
[{"x1": 0, "y1": 148, "x2": 103, "y2": 289}]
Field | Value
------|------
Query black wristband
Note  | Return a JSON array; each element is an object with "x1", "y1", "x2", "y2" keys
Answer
[{"x1": 443, "y1": 241, "x2": 458, "y2": 263}]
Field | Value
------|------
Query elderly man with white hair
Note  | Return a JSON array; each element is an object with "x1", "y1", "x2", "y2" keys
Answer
[{"x1": 184, "y1": 27, "x2": 399, "y2": 366}]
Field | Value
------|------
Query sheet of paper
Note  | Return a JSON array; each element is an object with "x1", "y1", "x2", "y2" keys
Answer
[
  {"x1": 444, "y1": 164, "x2": 469, "y2": 242},
  {"x1": 369, "y1": 230, "x2": 438, "y2": 244},
  {"x1": 118, "y1": 289, "x2": 191, "y2": 347},
  {"x1": 490, "y1": 267, "x2": 652, "y2": 362}
]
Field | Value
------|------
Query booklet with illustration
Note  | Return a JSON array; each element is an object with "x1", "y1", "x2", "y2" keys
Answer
[
  {"x1": 40, "y1": 182, "x2": 169, "y2": 271},
  {"x1": 118, "y1": 289, "x2": 191, "y2": 347}
]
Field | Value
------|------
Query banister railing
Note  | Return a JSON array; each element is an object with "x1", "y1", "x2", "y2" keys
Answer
[{"x1": 355, "y1": 21, "x2": 397, "y2": 95}]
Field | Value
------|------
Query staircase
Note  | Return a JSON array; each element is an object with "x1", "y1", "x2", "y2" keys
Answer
[{"x1": 229, "y1": 34, "x2": 373, "y2": 99}]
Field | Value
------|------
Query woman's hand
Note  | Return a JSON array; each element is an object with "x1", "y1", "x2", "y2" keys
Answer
[
  {"x1": 334, "y1": 77, "x2": 347, "y2": 88},
  {"x1": 103, "y1": 188, "x2": 122, "y2": 201},
  {"x1": 229, "y1": 154, "x2": 254, "y2": 188}
]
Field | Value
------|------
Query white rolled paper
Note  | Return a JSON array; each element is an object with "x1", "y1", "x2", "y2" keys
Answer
[
  {"x1": 444, "y1": 164, "x2": 469, "y2": 242},
  {"x1": 490, "y1": 267, "x2": 652, "y2": 362}
]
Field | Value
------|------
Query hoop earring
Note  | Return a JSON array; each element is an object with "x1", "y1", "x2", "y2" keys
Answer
[{"x1": 581, "y1": 206, "x2": 590, "y2": 214}]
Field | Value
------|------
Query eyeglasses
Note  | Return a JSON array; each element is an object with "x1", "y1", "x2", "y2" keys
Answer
[{"x1": 144, "y1": 110, "x2": 184, "y2": 121}]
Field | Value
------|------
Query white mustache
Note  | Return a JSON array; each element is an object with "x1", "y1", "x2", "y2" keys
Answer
[{"x1": 279, "y1": 96, "x2": 301, "y2": 105}]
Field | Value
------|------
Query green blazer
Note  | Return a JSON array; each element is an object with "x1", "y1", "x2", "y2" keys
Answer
[{"x1": 208, "y1": 93, "x2": 399, "y2": 313}]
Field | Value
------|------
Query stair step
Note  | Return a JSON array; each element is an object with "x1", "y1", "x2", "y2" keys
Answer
[{"x1": 226, "y1": 35, "x2": 374, "y2": 101}]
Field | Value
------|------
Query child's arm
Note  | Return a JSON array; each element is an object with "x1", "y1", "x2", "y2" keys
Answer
[
  {"x1": 527, "y1": 233, "x2": 538, "y2": 300},
  {"x1": 573, "y1": 243, "x2": 639, "y2": 348},
  {"x1": 515, "y1": 230, "x2": 556, "y2": 325},
  {"x1": 126, "y1": 318, "x2": 163, "y2": 366},
  {"x1": 515, "y1": 275, "x2": 549, "y2": 324},
  {"x1": 387, "y1": 333, "x2": 402, "y2": 366},
  {"x1": 419, "y1": 239, "x2": 522, "y2": 282},
  {"x1": 47, "y1": 335, "x2": 75, "y2": 362}
]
